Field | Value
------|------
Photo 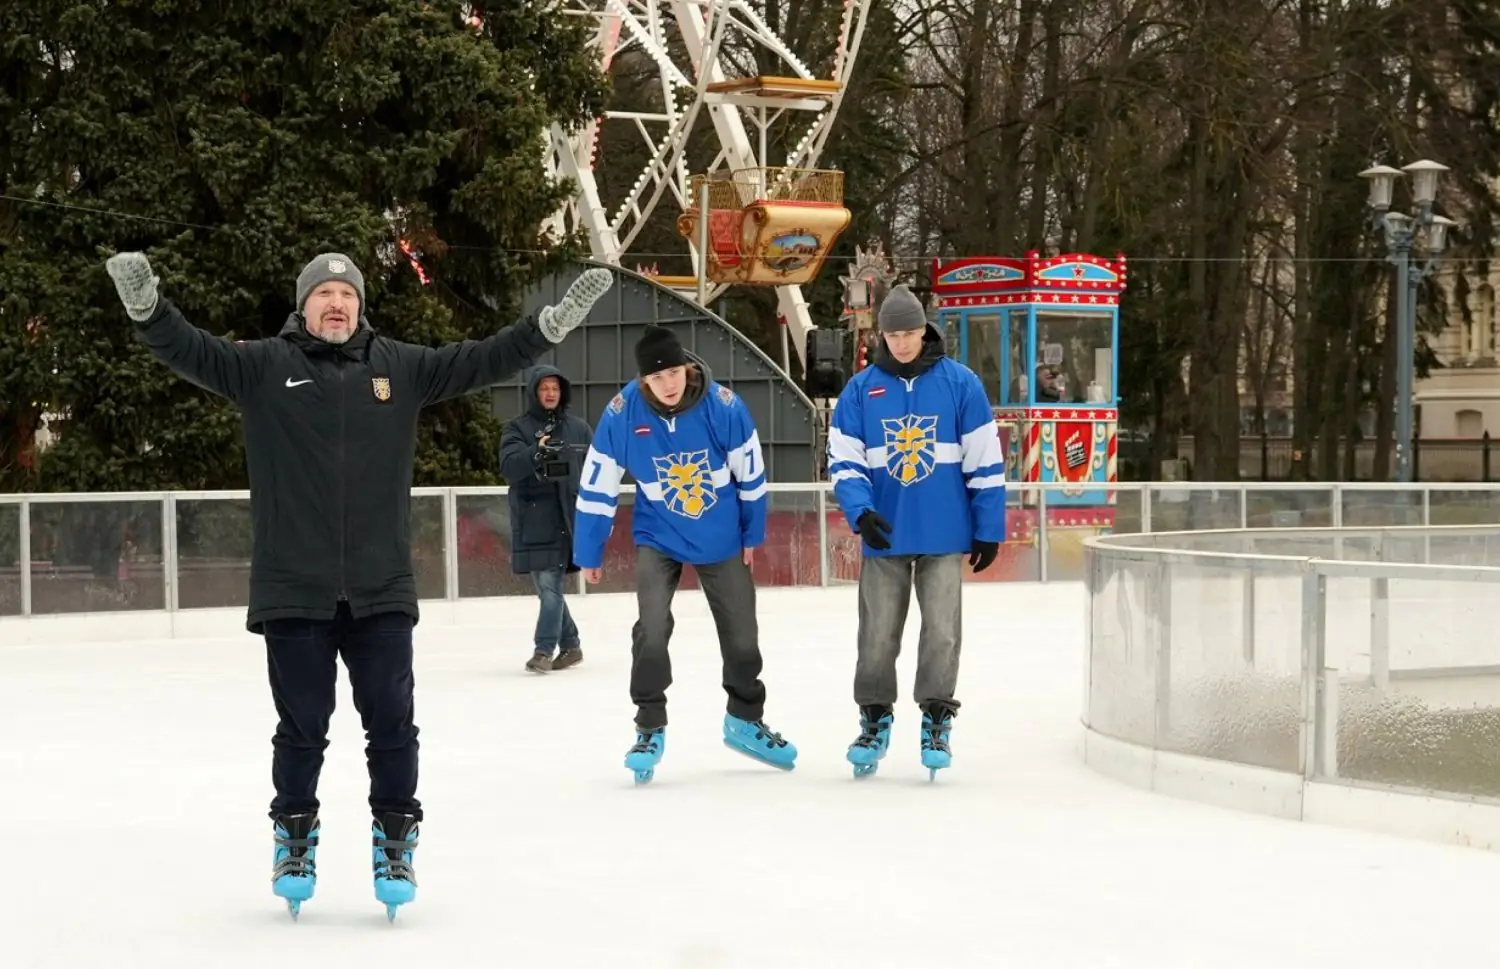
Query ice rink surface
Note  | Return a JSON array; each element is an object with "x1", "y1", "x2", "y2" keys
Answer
[{"x1": 4, "y1": 581, "x2": 1500, "y2": 969}]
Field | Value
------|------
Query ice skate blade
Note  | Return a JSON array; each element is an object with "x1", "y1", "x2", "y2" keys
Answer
[
  {"x1": 722, "y1": 738, "x2": 796, "y2": 770},
  {"x1": 847, "y1": 744, "x2": 886, "y2": 775},
  {"x1": 377, "y1": 891, "x2": 411, "y2": 923},
  {"x1": 374, "y1": 875, "x2": 416, "y2": 920},
  {"x1": 275, "y1": 879, "x2": 315, "y2": 918},
  {"x1": 632, "y1": 768, "x2": 655, "y2": 784}
]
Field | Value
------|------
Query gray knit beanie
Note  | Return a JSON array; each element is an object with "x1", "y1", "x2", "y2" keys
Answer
[
  {"x1": 877, "y1": 284, "x2": 927, "y2": 332},
  {"x1": 296, "y1": 252, "x2": 365, "y2": 315}
]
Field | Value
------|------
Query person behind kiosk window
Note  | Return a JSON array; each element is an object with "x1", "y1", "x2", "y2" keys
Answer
[{"x1": 1035, "y1": 365, "x2": 1064, "y2": 402}]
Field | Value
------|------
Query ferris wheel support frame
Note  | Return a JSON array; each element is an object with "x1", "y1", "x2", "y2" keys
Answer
[{"x1": 545, "y1": 0, "x2": 876, "y2": 373}]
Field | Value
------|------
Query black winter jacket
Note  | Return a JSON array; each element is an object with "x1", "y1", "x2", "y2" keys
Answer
[
  {"x1": 134, "y1": 298, "x2": 556, "y2": 632},
  {"x1": 497, "y1": 365, "x2": 593, "y2": 574}
]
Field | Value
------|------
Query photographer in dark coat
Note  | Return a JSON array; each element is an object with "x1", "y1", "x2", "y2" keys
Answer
[{"x1": 499, "y1": 365, "x2": 594, "y2": 673}]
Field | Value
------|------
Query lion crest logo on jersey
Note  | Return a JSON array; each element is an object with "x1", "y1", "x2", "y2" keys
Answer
[
  {"x1": 371, "y1": 376, "x2": 392, "y2": 402},
  {"x1": 881, "y1": 415, "x2": 939, "y2": 485},
  {"x1": 652, "y1": 450, "x2": 718, "y2": 519}
]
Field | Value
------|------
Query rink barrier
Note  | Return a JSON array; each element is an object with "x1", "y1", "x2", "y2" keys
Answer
[
  {"x1": 5, "y1": 480, "x2": 1500, "y2": 619},
  {"x1": 0, "y1": 479, "x2": 1123, "y2": 633},
  {"x1": 1083, "y1": 523, "x2": 1500, "y2": 854},
  {"x1": 2, "y1": 480, "x2": 1500, "y2": 632}
]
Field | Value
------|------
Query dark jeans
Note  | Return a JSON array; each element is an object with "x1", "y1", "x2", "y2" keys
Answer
[
  {"x1": 631, "y1": 545, "x2": 766, "y2": 730},
  {"x1": 855, "y1": 553, "x2": 963, "y2": 710},
  {"x1": 264, "y1": 603, "x2": 422, "y2": 822},
  {"x1": 529, "y1": 566, "x2": 579, "y2": 657}
]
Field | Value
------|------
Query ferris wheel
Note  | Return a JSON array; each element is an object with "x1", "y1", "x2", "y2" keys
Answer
[{"x1": 544, "y1": 0, "x2": 874, "y2": 371}]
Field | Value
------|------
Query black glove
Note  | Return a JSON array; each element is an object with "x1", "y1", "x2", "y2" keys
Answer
[
  {"x1": 968, "y1": 540, "x2": 998, "y2": 573},
  {"x1": 856, "y1": 510, "x2": 893, "y2": 550}
]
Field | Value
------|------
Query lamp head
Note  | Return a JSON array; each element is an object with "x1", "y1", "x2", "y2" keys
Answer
[
  {"x1": 1402, "y1": 159, "x2": 1449, "y2": 206},
  {"x1": 1358, "y1": 164, "x2": 1403, "y2": 211},
  {"x1": 1427, "y1": 214, "x2": 1458, "y2": 253}
]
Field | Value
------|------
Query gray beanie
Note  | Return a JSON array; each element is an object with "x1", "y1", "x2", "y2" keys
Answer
[
  {"x1": 296, "y1": 252, "x2": 365, "y2": 315},
  {"x1": 877, "y1": 284, "x2": 928, "y2": 332}
]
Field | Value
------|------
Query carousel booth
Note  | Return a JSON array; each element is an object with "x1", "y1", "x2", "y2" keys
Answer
[{"x1": 930, "y1": 251, "x2": 1126, "y2": 576}]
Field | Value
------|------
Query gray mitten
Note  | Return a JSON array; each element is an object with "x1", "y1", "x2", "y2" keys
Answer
[
  {"x1": 539, "y1": 267, "x2": 613, "y2": 343},
  {"x1": 105, "y1": 252, "x2": 161, "y2": 322}
]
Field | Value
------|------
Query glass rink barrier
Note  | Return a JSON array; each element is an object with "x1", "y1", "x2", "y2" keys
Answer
[
  {"x1": 9, "y1": 480, "x2": 1500, "y2": 620},
  {"x1": 1084, "y1": 520, "x2": 1500, "y2": 845}
]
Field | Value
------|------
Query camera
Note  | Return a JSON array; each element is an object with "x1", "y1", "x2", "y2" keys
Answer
[
  {"x1": 534, "y1": 423, "x2": 577, "y2": 481},
  {"x1": 536, "y1": 439, "x2": 572, "y2": 480}
]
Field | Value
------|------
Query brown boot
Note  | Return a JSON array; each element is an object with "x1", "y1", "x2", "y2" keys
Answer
[
  {"x1": 525, "y1": 653, "x2": 552, "y2": 673},
  {"x1": 551, "y1": 648, "x2": 583, "y2": 671}
]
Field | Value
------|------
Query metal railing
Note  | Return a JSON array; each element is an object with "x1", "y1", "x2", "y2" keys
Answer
[
  {"x1": 3, "y1": 479, "x2": 1500, "y2": 621},
  {"x1": 1084, "y1": 521, "x2": 1500, "y2": 805},
  {"x1": 689, "y1": 167, "x2": 846, "y2": 207}
]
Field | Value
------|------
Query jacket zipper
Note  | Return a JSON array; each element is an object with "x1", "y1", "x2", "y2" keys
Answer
[
  {"x1": 903, "y1": 375, "x2": 917, "y2": 487},
  {"x1": 337, "y1": 356, "x2": 348, "y2": 601}
]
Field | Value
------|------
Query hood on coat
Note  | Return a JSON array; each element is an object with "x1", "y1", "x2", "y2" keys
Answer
[{"x1": 526, "y1": 364, "x2": 572, "y2": 417}]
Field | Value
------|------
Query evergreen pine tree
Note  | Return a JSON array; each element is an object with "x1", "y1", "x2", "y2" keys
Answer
[{"x1": 0, "y1": 1, "x2": 606, "y2": 491}]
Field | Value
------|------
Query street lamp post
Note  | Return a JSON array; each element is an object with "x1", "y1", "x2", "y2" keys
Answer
[{"x1": 1359, "y1": 160, "x2": 1458, "y2": 483}]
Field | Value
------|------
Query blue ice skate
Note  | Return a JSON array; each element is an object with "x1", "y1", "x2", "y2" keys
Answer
[
  {"x1": 723, "y1": 714, "x2": 797, "y2": 770},
  {"x1": 271, "y1": 813, "x2": 319, "y2": 919},
  {"x1": 626, "y1": 727, "x2": 665, "y2": 784},
  {"x1": 846, "y1": 706, "x2": 893, "y2": 778},
  {"x1": 920, "y1": 704, "x2": 957, "y2": 780},
  {"x1": 371, "y1": 812, "x2": 419, "y2": 921}
]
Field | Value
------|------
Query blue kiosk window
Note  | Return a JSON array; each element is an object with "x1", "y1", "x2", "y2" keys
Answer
[
  {"x1": 963, "y1": 312, "x2": 1002, "y2": 403},
  {"x1": 942, "y1": 307, "x2": 1116, "y2": 408},
  {"x1": 1032, "y1": 312, "x2": 1114, "y2": 405}
]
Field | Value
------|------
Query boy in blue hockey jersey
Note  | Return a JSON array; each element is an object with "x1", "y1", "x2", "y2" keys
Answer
[
  {"x1": 827, "y1": 284, "x2": 1007, "y2": 779},
  {"x1": 573, "y1": 324, "x2": 796, "y2": 782}
]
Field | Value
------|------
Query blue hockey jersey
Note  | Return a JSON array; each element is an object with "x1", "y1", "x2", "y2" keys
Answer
[
  {"x1": 573, "y1": 375, "x2": 768, "y2": 568},
  {"x1": 827, "y1": 355, "x2": 1007, "y2": 557}
]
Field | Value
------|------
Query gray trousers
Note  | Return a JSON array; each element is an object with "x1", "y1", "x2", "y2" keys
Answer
[
  {"x1": 631, "y1": 544, "x2": 767, "y2": 730},
  {"x1": 855, "y1": 553, "x2": 963, "y2": 711}
]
